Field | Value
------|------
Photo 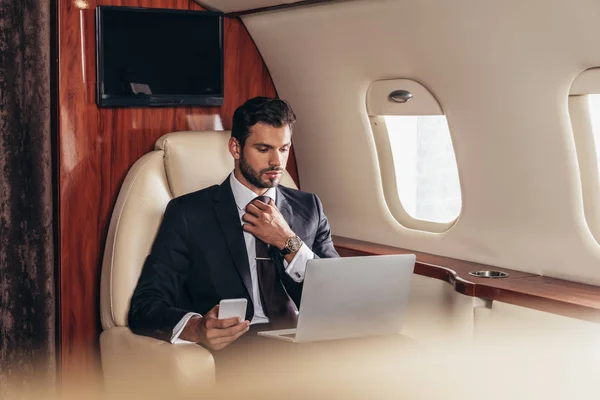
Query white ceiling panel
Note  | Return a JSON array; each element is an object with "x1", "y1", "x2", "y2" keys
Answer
[{"x1": 194, "y1": 0, "x2": 298, "y2": 13}]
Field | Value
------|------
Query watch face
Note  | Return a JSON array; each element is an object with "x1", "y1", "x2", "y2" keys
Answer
[
  {"x1": 292, "y1": 236, "x2": 302, "y2": 251},
  {"x1": 288, "y1": 235, "x2": 303, "y2": 252}
]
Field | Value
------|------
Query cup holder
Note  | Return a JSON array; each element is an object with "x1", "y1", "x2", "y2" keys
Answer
[{"x1": 468, "y1": 270, "x2": 510, "y2": 278}]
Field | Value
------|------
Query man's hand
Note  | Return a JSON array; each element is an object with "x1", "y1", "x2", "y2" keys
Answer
[
  {"x1": 179, "y1": 304, "x2": 250, "y2": 350},
  {"x1": 243, "y1": 198, "x2": 294, "y2": 250}
]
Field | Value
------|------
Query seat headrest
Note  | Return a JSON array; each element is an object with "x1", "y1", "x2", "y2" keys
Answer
[{"x1": 156, "y1": 131, "x2": 297, "y2": 197}]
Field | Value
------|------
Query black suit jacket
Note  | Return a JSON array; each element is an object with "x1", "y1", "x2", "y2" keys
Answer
[{"x1": 128, "y1": 177, "x2": 339, "y2": 341}]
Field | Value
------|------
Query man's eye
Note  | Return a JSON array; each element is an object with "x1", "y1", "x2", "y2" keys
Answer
[
  {"x1": 280, "y1": 148, "x2": 289, "y2": 153},
  {"x1": 258, "y1": 148, "x2": 268, "y2": 153}
]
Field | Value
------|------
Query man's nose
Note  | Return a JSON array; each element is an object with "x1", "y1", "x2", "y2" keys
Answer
[{"x1": 269, "y1": 151, "x2": 283, "y2": 167}]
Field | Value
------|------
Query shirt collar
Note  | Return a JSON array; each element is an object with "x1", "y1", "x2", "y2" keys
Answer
[{"x1": 229, "y1": 172, "x2": 277, "y2": 211}]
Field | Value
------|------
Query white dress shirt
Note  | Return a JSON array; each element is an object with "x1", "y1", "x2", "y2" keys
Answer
[{"x1": 170, "y1": 172, "x2": 314, "y2": 343}]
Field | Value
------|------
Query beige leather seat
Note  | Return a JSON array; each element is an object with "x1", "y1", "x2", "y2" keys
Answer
[{"x1": 99, "y1": 131, "x2": 297, "y2": 395}]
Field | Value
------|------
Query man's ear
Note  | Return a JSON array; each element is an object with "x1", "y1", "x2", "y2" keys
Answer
[{"x1": 228, "y1": 137, "x2": 241, "y2": 160}]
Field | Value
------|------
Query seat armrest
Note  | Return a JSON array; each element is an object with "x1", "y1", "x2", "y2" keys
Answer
[{"x1": 100, "y1": 327, "x2": 215, "y2": 396}]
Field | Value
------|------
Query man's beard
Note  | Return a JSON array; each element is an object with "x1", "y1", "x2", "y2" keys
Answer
[{"x1": 239, "y1": 152, "x2": 282, "y2": 189}]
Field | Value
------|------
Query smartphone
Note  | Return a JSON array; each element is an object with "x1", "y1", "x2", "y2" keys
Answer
[{"x1": 218, "y1": 298, "x2": 248, "y2": 321}]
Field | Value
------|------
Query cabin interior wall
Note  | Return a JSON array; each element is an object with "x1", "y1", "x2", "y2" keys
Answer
[
  {"x1": 474, "y1": 301, "x2": 600, "y2": 342},
  {"x1": 56, "y1": 0, "x2": 294, "y2": 376},
  {"x1": 243, "y1": 0, "x2": 600, "y2": 285}
]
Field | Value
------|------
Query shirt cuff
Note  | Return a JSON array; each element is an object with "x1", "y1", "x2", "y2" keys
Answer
[
  {"x1": 170, "y1": 311, "x2": 201, "y2": 344},
  {"x1": 283, "y1": 243, "x2": 314, "y2": 283}
]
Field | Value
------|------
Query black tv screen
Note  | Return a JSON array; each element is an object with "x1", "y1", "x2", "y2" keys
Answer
[{"x1": 96, "y1": 6, "x2": 224, "y2": 107}]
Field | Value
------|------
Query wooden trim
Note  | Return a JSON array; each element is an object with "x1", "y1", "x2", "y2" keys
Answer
[
  {"x1": 224, "y1": 0, "x2": 343, "y2": 17},
  {"x1": 57, "y1": 0, "x2": 294, "y2": 377},
  {"x1": 333, "y1": 235, "x2": 600, "y2": 323}
]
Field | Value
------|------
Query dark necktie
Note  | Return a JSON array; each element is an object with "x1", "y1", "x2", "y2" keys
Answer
[{"x1": 253, "y1": 196, "x2": 298, "y2": 328}]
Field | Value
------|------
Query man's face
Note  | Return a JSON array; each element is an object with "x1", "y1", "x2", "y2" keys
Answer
[{"x1": 233, "y1": 122, "x2": 292, "y2": 190}]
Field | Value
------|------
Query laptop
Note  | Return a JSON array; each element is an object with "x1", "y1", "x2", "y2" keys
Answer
[{"x1": 258, "y1": 254, "x2": 416, "y2": 343}]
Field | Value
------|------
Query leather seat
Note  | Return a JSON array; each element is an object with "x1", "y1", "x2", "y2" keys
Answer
[{"x1": 99, "y1": 131, "x2": 297, "y2": 394}]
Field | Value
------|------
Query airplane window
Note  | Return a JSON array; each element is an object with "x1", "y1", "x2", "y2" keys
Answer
[{"x1": 384, "y1": 115, "x2": 461, "y2": 223}]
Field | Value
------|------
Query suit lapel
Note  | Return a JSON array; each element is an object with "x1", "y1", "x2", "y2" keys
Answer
[
  {"x1": 213, "y1": 178, "x2": 254, "y2": 302},
  {"x1": 272, "y1": 187, "x2": 303, "y2": 307},
  {"x1": 271, "y1": 187, "x2": 295, "y2": 264},
  {"x1": 276, "y1": 187, "x2": 294, "y2": 234}
]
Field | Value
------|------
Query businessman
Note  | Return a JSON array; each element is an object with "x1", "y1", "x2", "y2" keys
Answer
[{"x1": 129, "y1": 96, "x2": 339, "y2": 352}]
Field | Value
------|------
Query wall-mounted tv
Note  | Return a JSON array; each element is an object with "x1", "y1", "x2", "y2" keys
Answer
[{"x1": 96, "y1": 6, "x2": 224, "y2": 107}]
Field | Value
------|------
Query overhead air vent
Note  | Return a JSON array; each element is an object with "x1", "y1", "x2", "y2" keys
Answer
[{"x1": 367, "y1": 79, "x2": 443, "y2": 116}]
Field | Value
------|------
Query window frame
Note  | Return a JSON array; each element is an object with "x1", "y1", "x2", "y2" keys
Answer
[
  {"x1": 367, "y1": 78, "x2": 463, "y2": 233},
  {"x1": 568, "y1": 93, "x2": 600, "y2": 243},
  {"x1": 369, "y1": 114, "x2": 461, "y2": 233}
]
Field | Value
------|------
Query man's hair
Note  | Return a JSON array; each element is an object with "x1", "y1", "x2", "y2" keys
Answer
[{"x1": 231, "y1": 97, "x2": 297, "y2": 147}]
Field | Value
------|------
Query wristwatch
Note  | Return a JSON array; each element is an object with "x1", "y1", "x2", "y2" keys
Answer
[{"x1": 280, "y1": 235, "x2": 303, "y2": 255}]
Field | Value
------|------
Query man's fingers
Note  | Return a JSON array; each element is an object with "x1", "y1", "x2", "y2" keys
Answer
[
  {"x1": 218, "y1": 321, "x2": 250, "y2": 337},
  {"x1": 242, "y1": 212, "x2": 259, "y2": 224},
  {"x1": 245, "y1": 203, "x2": 262, "y2": 216},
  {"x1": 217, "y1": 322, "x2": 249, "y2": 339},
  {"x1": 250, "y1": 199, "x2": 269, "y2": 211},
  {"x1": 246, "y1": 204, "x2": 271, "y2": 220},
  {"x1": 242, "y1": 223, "x2": 256, "y2": 234},
  {"x1": 206, "y1": 321, "x2": 249, "y2": 340},
  {"x1": 205, "y1": 304, "x2": 219, "y2": 318},
  {"x1": 205, "y1": 316, "x2": 240, "y2": 329},
  {"x1": 212, "y1": 323, "x2": 250, "y2": 345},
  {"x1": 217, "y1": 316, "x2": 244, "y2": 328},
  {"x1": 212, "y1": 332, "x2": 248, "y2": 349}
]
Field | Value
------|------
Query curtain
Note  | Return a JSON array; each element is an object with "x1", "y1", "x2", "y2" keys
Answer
[{"x1": 0, "y1": 0, "x2": 55, "y2": 394}]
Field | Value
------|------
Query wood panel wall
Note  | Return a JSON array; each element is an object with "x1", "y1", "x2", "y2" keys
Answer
[{"x1": 57, "y1": 0, "x2": 297, "y2": 376}]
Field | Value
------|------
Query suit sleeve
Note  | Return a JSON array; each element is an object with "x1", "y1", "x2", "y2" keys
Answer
[
  {"x1": 311, "y1": 194, "x2": 340, "y2": 259},
  {"x1": 128, "y1": 199, "x2": 193, "y2": 342},
  {"x1": 279, "y1": 193, "x2": 339, "y2": 308}
]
